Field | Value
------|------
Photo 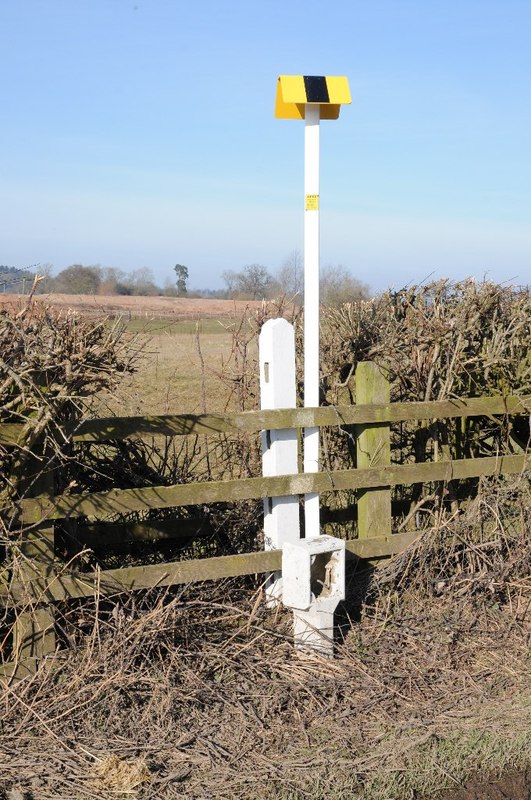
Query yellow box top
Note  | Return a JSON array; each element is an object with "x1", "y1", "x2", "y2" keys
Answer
[{"x1": 275, "y1": 75, "x2": 351, "y2": 120}]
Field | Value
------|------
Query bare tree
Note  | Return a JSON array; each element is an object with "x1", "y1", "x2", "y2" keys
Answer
[
  {"x1": 129, "y1": 267, "x2": 159, "y2": 296},
  {"x1": 35, "y1": 263, "x2": 54, "y2": 294},
  {"x1": 99, "y1": 267, "x2": 131, "y2": 295},
  {"x1": 221, "y1": 270, "x2": 239, "y2": 297},
  {"x1": 237, "y1": 264, "x2": 275, "y2": 299},
  {"x1": 222, "y1": 265, "x2": 276, "y2": 300},
  {"x1": 320, "y1": 264, "x2": 370, "y2": 306},
  {"x1": 276, "y1": 249, "x2": 303, "y2": 301}
]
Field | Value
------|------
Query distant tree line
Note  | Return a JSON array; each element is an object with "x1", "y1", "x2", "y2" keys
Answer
[
  {"x1": 222, "y1": 254, "x2": 369, "y2": 306},
  {"x1": 1, "y1": 255, "x2": 370, "y2": 306},
  {"x1": 52, "y1": 265, "x2": 164, "y2": 296}
]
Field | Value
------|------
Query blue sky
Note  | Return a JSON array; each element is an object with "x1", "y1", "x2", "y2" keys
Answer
[{"x1": 1, "y1": 0, "x2": 530, "y2": 292}]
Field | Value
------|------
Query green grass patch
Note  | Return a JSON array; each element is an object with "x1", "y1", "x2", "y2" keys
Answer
[{"x1": 120, "y1": 317, "x2": 238, "y2": 335}]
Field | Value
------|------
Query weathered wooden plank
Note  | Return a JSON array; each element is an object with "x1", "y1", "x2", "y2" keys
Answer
[
  {"x1": 345, "y1": 530, "x2": 420, "y2": 558},
  {"x1": 2, "y1": 394, "x2": 530, "y2": 445},
  {"x1": 5, "y1": 550, "x2": 282, "y2": 603},
  {"x1": 12, "y1": 605, "x2": 55, "y2": 661},
  {"x1": 74, "y1": 517, "x2": 212, "y2": 546},
  {"x1": 356, "y1": 362, "x2": 392, "y2": 539},
  {"x1": 18, "y1": 453, "x2": 530, "y2": 524},
  {"x1": 0, "y1": 656, "x2": 40, "y2": 683},
  {"x1": 0, "y1": 423, "x2": 25, "y2": 446},
  {"x1": 0, "y1": 654, "x2": 67, "y2": 684},
  {"x1": 12, "y1": 450, "x2": 56, "y2": 662},
  {"x1": 4, "y1": 531, "x2": 422, "y2": 603},
  {"x1": 65, "y1": 395, "x2": 531, "y2": 437}
]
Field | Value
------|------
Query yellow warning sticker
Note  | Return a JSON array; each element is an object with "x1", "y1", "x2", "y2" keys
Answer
[{"x1": 305, "y1": 194, "x2": 319, "y2": 211}]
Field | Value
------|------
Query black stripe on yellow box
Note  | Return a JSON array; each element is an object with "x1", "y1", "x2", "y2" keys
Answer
[
  {"x1": 303, "y1": 76, "x2": 330, "y2": 103},
  {"x1": 275, "y1": 75, "x2": 351, "y2": 120}
]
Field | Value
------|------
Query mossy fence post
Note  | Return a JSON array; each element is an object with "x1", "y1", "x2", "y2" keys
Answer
[
  {"x1": 12, "y1": 444, "x2": 56, "y2": 662},
  {"x1": 355, "y1": 361, "x2": 392, "y2": 538}
]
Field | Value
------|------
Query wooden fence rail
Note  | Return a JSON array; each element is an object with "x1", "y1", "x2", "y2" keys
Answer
[
  {"x1": 1, "y1": 393, "x2": 530, "y2": 446},
  {"x1": 16, "y1": 453, "x2": 531, "y2": 525},
  {"x1": 1, "y1": 364, "x2": 530, "y2": 676}
]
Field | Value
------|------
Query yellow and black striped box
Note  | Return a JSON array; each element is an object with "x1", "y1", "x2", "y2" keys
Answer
[{"x1": 275, "y1": 75, "x2": 351, "y2": 120}]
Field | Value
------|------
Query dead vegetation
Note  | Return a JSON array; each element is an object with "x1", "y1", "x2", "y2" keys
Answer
[
  {"x1": 0, "y1": 292, "x2": 136, "y2": 512},
  {"x1": 0, "y1": 475, "x2": 529, "y2": 799},
  {"x1": 221, "y1": 280, "x2": 531, "y2": 532},
  {"x1": 0, "y1": 280, "x2": 530, "y2": 798}
]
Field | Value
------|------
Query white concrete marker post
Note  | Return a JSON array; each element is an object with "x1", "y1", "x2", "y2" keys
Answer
[
  {"x1": 259, "y1": 318, "x2": 300, "y2": 604},
  {"x1": 303, "y1": 103, "x2": 321, "y2": 541},
  {"x1": 282, "y1": 535, "x2": 345, "y2": 657},
  {"x1": 274, "y1": 75, "x2": 351, "y2": 654}
]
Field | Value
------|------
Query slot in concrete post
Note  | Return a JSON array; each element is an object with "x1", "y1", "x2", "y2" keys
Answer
[
  {"x1": 282, "y1": 535, "x2": 345, "y2": 657},
  {"x1": 259, "y1": 318, "x2": 300, "y2": 604}
]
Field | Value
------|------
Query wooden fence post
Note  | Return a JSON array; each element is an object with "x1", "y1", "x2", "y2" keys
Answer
[
  {"x1": 355, "y1": 362, "x2": 392, "y2": 539},
  {"x1": 12, "y1": 450, "x2": 56, "y2": 662}
]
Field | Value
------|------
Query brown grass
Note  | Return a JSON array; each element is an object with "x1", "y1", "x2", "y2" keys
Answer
[
  {"x1": 0, "y1": 292, "x2": 262, "y2": 416},
  {"x1": 0, "y1": 292, "x2": 267, "y2": 320},
  {"x1": 98, "y1": 323, "x2": 244, "y2": 416}
]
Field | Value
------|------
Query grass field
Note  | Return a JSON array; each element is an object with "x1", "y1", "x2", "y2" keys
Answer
[
  {"x1": 0, "y1": 292, "x2": 265, "y2": 321},
  {"x1": 0, "y1": 292, "x2": 260, "y2": 416},
  {"x1": 102, "y1": 318, "x2": 247, "y2": 417}
]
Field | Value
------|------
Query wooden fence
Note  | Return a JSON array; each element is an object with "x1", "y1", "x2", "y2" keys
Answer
[{"x1": 1, "y1": 361, "x2": 530, "y2": 678}]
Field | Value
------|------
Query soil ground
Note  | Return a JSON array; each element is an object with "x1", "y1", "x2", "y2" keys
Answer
[{"x1": 438, "y1": 771, "x2": 531, "y2": 800}]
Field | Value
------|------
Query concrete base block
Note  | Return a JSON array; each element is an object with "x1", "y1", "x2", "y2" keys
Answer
[
  {"x1": 282, "y1": 535, "x2": 345, "y2": 657},
  {"x1": 292, "y1": 608, "x2": 335, "y2": 657}
]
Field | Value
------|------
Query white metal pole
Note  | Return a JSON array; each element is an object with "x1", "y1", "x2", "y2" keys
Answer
[{"x1": 303, "y1": 103, "x2": 321, "y2": 539}]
